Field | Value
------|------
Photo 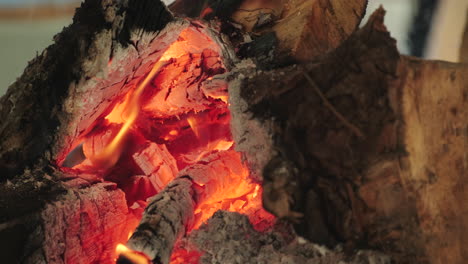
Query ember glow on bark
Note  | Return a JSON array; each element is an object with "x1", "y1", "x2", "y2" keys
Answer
[{"x1": 60, "y1": 24, "x2": 273, "y2": 263}]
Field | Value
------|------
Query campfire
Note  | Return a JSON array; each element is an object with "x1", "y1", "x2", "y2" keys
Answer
[
  {"x1": 58, "y1": 23, "x2": 273, "y2": 263},
  {"x1": 1, "y1": 0, "x2": 467, "y2": 264}
]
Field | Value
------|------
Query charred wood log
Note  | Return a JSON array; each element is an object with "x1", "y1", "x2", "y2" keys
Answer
[
  {"x1": 176, "y1": 210, "x2": 391, "y2": 264},
  {"x1": 124, "y1": 150, "x2": 265, "y2": 263},
  {"x1": 126, "y1": 177, "x2": 196, "y2": 264},
  {"x1": 0, "y1": 0, "x2": 176, "y2": 262},
  {"x1": 0, "y1": 0, "x2": 174, "y2": 179},
  {"x1": 0, "y1": 171, "x2": 139, "y2": 263}
]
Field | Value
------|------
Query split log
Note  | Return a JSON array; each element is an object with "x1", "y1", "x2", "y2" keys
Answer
[
  {"x1": 229, "y1": 8, "x2": 468, "y2": 263},
  {"x1": 232, "y1": 0, "x2": 368, "y2": 61},
  {"x1": 169, "y1": 0, "x2": 368, "y2": 64}
]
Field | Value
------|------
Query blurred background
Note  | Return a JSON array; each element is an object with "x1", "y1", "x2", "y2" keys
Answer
[{"x1": 0, "y1": 0, "x2": 467, "y2": 95}]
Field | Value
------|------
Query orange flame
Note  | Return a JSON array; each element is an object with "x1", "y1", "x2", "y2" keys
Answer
[
  {"x1": 187, "y1": 116, "x2": 200, "y2": 139},
  {"x1": 89, "y1": 60, "x2": 168, "y2": 169}
]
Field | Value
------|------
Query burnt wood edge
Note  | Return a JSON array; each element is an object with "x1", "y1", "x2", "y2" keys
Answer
[{"x1": 0, "y1": 170, "x2": 67, "y2": 262}]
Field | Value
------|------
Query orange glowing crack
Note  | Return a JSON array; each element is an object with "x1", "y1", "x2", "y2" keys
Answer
[{"x1": 89, "y1": 60, "x2": 168, "y2": 169}]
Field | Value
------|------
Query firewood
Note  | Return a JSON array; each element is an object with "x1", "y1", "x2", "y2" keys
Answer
[
  {"x1": 230, "y1": 0, "x2": 368, "y2": 61},
  {"x1": 126, "y1": 177, "x2": 196, "y2": 264},
  {"x1": 229, "y1": 7, "x2": 468, "y2": 263},
  {"x1": 169, "y1": 0, "x2": 367, "y2": 63},
  {"x1": 125, "y1": 150, "x2": 269, "y2": 262},
  {"x1": 0, "y1": 171, "x2": 140, "y2": 264},
  {"x1": 0, "y1": 0, "x2": 179, "y2": 262},
  {"x1": 174, "y1": 210, "x2": 391, "y2": 264},
  {"x1": 460, "y1": 10, "x2": 468, "y2": 62}
]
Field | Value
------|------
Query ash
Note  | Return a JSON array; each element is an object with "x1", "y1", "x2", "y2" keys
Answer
[{"x1": 176, "y1": 211, "x2": 391, "y2": 264}]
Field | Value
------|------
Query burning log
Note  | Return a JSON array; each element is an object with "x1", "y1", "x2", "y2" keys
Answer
[
  {"x1": 125, "y1": 177, "x2": 196, "y2": 264},
  {"x1": 123, "y1": 150, "x2": 269, "y2": 263}
]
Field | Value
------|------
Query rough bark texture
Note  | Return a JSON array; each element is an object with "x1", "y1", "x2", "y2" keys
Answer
[
  {"x1": 0, "y1": 0, "x2": 174, "y2": 262},
  {"x1": 0, "y1": 0, "x2": 173, "y2": 179},
  {"x1": 127, "y1": 177, "x2": 196, "y2": 264},
  {"x1": 230, "y1": 8, "x2": 468, "y2": 264},
  {"x1": 0, "y1": 171, "x2": 139, "y2": 263},
  {"x1": 176, "y1": 211, "x2": 391, "y2": 264}
]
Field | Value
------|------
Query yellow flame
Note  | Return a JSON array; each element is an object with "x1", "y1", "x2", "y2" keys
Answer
[
  {"x1": 90, "y1": 60, "x2": 168, "y2": 169},
  {"x1": 252, "y1": 185, "x2": 260, "y2": 198},
  {"x1": 211, "y1": 140, "x2": 233, "y2": 151},
  {"x1": 209, "y1": 94, "x2": 228, "y2": 103},
  {"x1": 187, "y1": 116, "x2": 200, "y2": 139},
  {"x1": 116, "y1": 244, "x2": 150, "y2": 264}
]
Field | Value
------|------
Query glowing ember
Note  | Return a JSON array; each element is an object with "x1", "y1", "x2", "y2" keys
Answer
[{"x1": 61, "y1": 25, "x2": 274, "y2": 263}]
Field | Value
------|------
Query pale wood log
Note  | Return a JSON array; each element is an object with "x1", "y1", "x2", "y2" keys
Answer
[
  {"x1": 126, "y1": 177, "x2": 196, "y2": 264},
  {"x1": 231, "y1": 0, "x2": 368, "y2": 61}
]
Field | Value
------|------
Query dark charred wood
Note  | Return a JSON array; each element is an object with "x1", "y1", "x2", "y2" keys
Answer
[
  {"x1": 0, "y1": 170, "x2": 138, "y2": 263},
  {"x1": 169, "y1": 0, "x2": 244, "y2": 20},
  {"x1": 0, "y1": 0, "x2": 174, "y2": 180}
]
